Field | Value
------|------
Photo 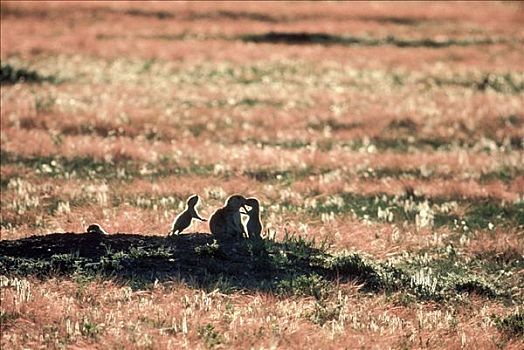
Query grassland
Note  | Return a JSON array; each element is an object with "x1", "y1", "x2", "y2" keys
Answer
[{"x1": 1, "y1": 1, "x2": 523, "y2": 349}]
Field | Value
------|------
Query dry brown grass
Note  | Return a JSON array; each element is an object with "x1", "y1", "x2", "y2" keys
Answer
[{"x1": 2, "y1": 277, "x2": 522, "y2": 349}]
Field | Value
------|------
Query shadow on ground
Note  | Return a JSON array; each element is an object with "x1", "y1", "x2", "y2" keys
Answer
[
  {"x1": 0, "y1": 232, "x2": 339, "y2": 294},
  {"x1": 0, "y1": 232, "x2": 509, "y2": 302}
]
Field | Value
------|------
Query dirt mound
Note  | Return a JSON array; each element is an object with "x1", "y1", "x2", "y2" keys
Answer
[
  {"x1": 0, "y1": 232, "x2": 209, "y2": 259},
  {"x1": 0, "y1": 232, "x2": 325, "y2": 292}
]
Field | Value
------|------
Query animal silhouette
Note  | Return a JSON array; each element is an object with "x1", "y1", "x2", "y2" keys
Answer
[
  {"x1": 209, "y1": 195, "x2": 247, "y2": 240},
  {"x1": 244, "y1": 197, "x2": 262, "y2": 240},
  {"x1": 86, "y1": 223, "x2": 108, "y2": 235},
  {"x1": 169, "y1": 194, "x2": 207, "y2": 236}
]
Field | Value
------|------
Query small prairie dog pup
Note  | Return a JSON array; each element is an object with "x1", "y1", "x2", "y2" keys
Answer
[
  {"x1": 244, "y1": 197, "x2": 262, "y2": 240},
  {"x1": 169, "y1": 194, "x2": 207, "y2": 236},
  {"x1": 209, "y1": 195, "x2": 247, "y2": 239},
  {"x1": 86, "y1": 224, "x2": 108, "y2": 235}
]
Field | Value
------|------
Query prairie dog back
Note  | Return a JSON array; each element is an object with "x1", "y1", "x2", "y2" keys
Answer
[{"x1": 209, "y1": 195, "x2": 247, "y2": 239}]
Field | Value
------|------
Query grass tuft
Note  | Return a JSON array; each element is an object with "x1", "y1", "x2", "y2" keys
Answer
[{"x1": 496, "y1": 310, "x2": 524, "y2": 338}]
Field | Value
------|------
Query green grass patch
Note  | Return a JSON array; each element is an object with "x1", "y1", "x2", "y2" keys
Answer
[
  {"x1": 241, "y1": 31, "x2": 506, "y2": 48},
  {"x1": 496, "y1": 310, "x2": 524, "y2": 338},
  {"x1": 288, "y1": 192, "x2": 523, "y2": 230},
  {"x1": 480, "y1": 167, "x2": 524, "y2": 183},
  {"x1": 307, "y1": 119, "x2": 363, "y2": 131},
  {"x1": 1, "y1": 63, "x2": 58, "y2": 85},
  {"x1": 426, "y1": 72, "x2": 524, "y2": 94},
  {"x1": 465, "y1": 201, "x2": 524, "y2": 229},
  {"x1": 244, "y1": 167, "x2": 316, "y2": 184},
  {"x1": 123, "y1": 8, "x2": 174, "y2": 19},
  {"x1": 197, "y1": 323, "x2": 223, "y2": 349},
  {"x1": 359, "y1": 15, "x2": 440, "y2": 26},
  {"x1": 276, "y1": 274, "x2": 330, "y2": 300},
  {"x1": 0, "y1": 152, "x2": 215, "y2": 180},
  {"x1": 246, "y1": 136, "x2": 520, "y2": 153}
]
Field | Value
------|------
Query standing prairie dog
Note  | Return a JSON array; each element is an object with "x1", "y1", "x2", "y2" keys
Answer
[
  {"x1": 209, "y1": 195, "x2": 247, "y2": 240},
  {"x1": 169, "y1": 194, "x2": 207, "y2": 236},
  {"x1": 244, "y1": 197, "x2": 262, "y2": 240}
]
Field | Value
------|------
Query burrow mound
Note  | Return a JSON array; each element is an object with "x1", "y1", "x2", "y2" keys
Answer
[
  {"x1": 0, "y1": 232, "x2": 504, "y2": 301},
  {"x1": 0, "y1": 232, "x2": 330, "y2": 292}
]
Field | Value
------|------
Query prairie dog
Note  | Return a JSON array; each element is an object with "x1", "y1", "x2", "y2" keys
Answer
[
  {"x1": 209, "y1": 195, "x2": 247, "y2": 239},
  {"x1": 86, "y1": 223, "x2": 108, "y2": 235},
  {"x1": 169, "y1": 194, "x2": 206, "y2": 236},
  {"x1": 244, "y1": 197, "x2": 262, "y2": 240}
]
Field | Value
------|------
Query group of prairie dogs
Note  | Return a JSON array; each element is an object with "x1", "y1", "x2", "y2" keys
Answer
[
  {"x1": 88, "y1": 194, "x2": 263, "y2": 240},
  {"x1": 170, "y1": 194, "x2": 262, "y2": 240}
]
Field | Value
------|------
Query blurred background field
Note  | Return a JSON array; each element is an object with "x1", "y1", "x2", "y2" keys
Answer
[{"x1": 1, "y1": 2, "x2": 523, "y2": 349}]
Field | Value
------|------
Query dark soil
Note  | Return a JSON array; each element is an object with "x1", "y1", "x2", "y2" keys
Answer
[{"x1": 0, "y1": 232, "x2": 331, "y2": 293}]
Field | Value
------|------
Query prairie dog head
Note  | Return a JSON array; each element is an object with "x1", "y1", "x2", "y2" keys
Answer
[
  {"x1": 87, "y1": 223, "x2": 108, "y2": 235},
  {"x1": 187, "y1": 194, "x2": 199, "y2": 208},
  {"x1": 245, "y1": 197, "x2": 260, "y2": 212},
  {"x1": 225, "y1": 194, "x2": 247, "y2": 210}
]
